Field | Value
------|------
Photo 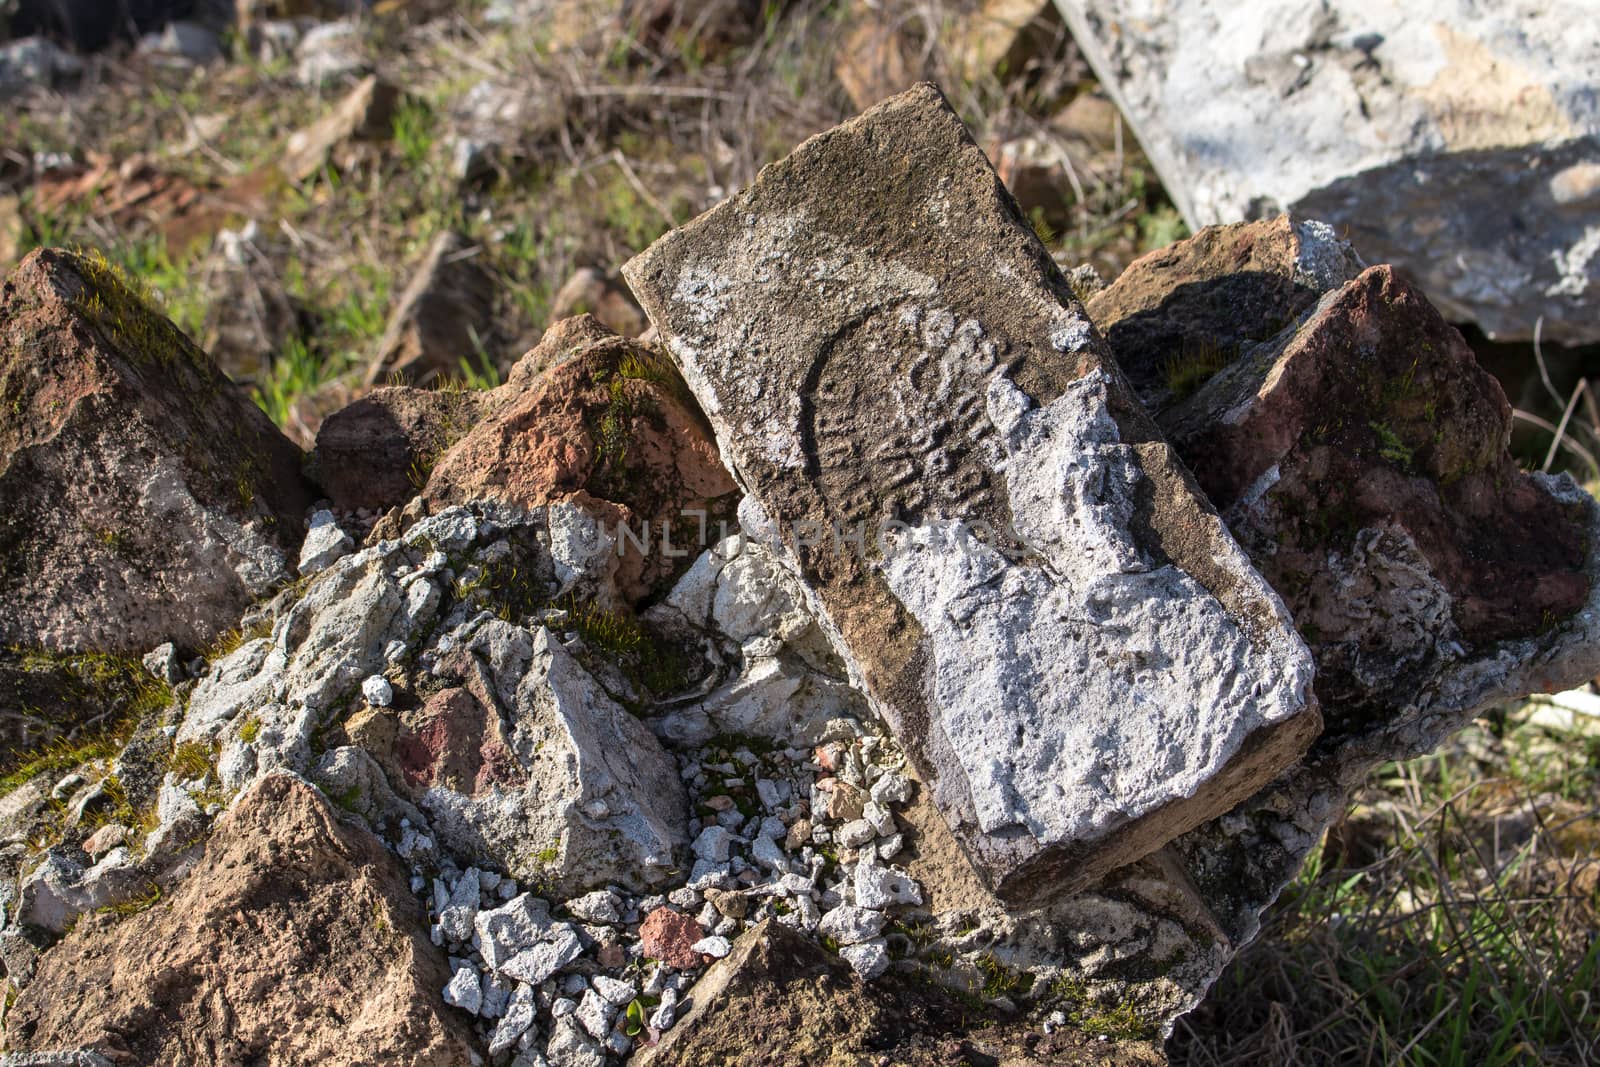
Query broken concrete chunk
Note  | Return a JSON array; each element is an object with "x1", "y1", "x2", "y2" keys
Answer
[
  {"x1": 422, "y1": 622, "x2": 690, "y2": 896},
  {"x1": 624, "y1": 84, "x2": 1319, "y2": 903},
  {"x1": 1052, "y1": 0, "x2": 1600, "y2": 343}
]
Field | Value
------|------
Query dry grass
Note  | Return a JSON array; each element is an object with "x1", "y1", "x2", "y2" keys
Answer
[
  {"x1": 0, "y1": 0, "x2": 1181, "y2": 430},
  {"x1": 1170, "y1": 707, "x2": 1600, "y2": 1067}
]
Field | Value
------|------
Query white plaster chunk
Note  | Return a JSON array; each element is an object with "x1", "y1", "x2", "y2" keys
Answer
[{"x1": 879, "y1": 369, "x2": 1312, "y2": 845}]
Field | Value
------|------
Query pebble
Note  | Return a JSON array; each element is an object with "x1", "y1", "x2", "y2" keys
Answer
[
  {"x1": 870, "y1": 771, "x2": 913, "y2": 806},
  {"x1": 837, "y1": 819, "x2": 876, "y2": 848},
  {"x1": 692, "y1": 825, "x2": 735, "y2": 862},
  {"x1": 592, "y1": 974, "x2": 637, "y2": 1006},
  {"x1": 750, "y1": 833, "x2": 788, "y2": 872},
  {"x1": 840, "y1": 938, "x2": 891, "y2": 980},
  {"x1": 649, "y1": 987, "x2": 680, "y2": 1031},
  {"x1": 574, "y1": 988, "x2": 615, "y2": 1040},
  {"x1": 639, "y1": 908, "x2": 707, "y2": 969},
  {"x1": 361, "y1": 674, "x2": 394, "y2": 707},
  {"x1": 818, "y1": 904, "x2": 886, "y2": 946},
  {"x1": 443, "y1": 964, "x2": 483, "y2": 1014},
  {"x1": 853, "y1": 861, "x2": 922, "y2": 909},
  {"x1": 565, "y1": 889, "x2": 621, "y2": 924},
  {"x1": 691, "y1": 935, "x2": 732, "y2": 959},
  {"x1": 489, "y1": 984, "x2": 538, "y2": 1054},
  {"x1": 704, "y1": 887, "x2": 748, "y2": 919}
]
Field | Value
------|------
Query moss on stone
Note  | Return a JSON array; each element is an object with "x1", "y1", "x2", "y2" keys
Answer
[{"x1": 0, "y1": 648, "x2": 173, "y2": 791}]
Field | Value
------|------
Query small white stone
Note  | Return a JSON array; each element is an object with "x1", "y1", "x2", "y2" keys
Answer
[
  {"x1": 870, "y1": 771, "x2": 913, "y2": 806},
  {"x1": 691, "y1": 825, "x2": 735, "y2": 862},
  {"x1": 488, "y1": 983, "x2": 538, "y2": 1054},
  {"x1": 818, "y1": 904, "x2": 885, "y2": 946},
  {"x1": 750, "y1": 833, "x2": 789, "y2": 873},
  {"x1": 649, "y1": 987, "x2": 680, "y2": 1031},
  {"x1": 592, "y1": 975, "x2": 637, "y2": 1006},
  {"x1": 837, "y1": 819, "x2": 876, "y2": 849},
  {"x1": 863, "y1": 801, "x2": 896, "y2": 837},
  {"x1": 574, "y1": 988, "x2": 616, "y2": 1040},
  {"x1": 853, "y1": 861, "x2": 922, "y2": 909},
  {"x1": 565, "y1": 889, "x2": 621, "y2": 924},
  {"x1": 840, "y1": 938, "x2": 891, "y2": 980},
  {"x1": 298, "y1": 510, "x2": 353, "y2": 575},
  {"x1": 443, "y1": 964, "x2": 483, "y2": 1014},
  {"x1": 362, "y1": 674, "x2": 394, "y2": 707},
  {"x1": 691, "y1": 935, "x2": 732, "y2": 959}
]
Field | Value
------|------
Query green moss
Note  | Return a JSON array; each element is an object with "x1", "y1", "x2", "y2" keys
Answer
[
  {"x1": 0, "y1": 649, "x2": 172, "y2": 793},
  {"x1": 1369, "y1": 420, "x2": 1414, "y2": 468},
  {"x1": 976, "y1": 954, "x2": 1034, "y2": 999},
  {"x1": 1048, "y1": 974, "x2": 1156, "y2": 1041},
  {"x1": 0, "y1": 733, "x2": 120, "y2": 797},
  {"x1": 97, "y1": 881, "x2": 163, "y2": 918},
  {"x1": 67, "y1": 247, "x2": 203, "y2": 372},
  {"x1": 238, "y1": 717, "x2": 261, "y2": 744},
  {"x1": 1162, "y1": 338, "x2": 1234, "y2": 401},
  {"x1": 80, "y1": 773, "x2": 161, "y2": 845},
  {"x1": 167, "y1": 740, "x2": 215, "y2": 782},
  {"x1": 329, "y1": 784, "x2": 364, "y2": 814}
]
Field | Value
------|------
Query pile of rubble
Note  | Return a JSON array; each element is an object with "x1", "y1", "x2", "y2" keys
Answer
[{"x1": 2, "y1": 85, "x2": 1597, "y2": 1067}]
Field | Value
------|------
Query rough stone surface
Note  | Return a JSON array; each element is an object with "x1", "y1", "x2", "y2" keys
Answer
[
  {"x1": 418, "y1": 315, "x2": 738, "y2": 604},
  {"x1": 0, "y1": 248, "x2": 313, "y2": 654},
  {"x1": 1052, "y1": 0, "x2": 1600, "y2": 342},
  {"x1": 638, "y1": 908, "x2": 705, "y2": 970},
  {"x1": 421, "y1": 621, "x2": 689, "y2": 896},
  {"x1": 312, "y1": 384, "x2": 487, "y2": 513},
  {"x1": 4, "y1": 774, "x2": 477, "y2": 1065},
  {"x1": 632, "y1": 920, "x2": 1164, "y2": 1067},
  {"x1": 1008, "y1": 219, "x2": 1600, "y2": 1034},
  {"x1": 365, "y1": 230, "x2": 496, "y2": 386},
  {"x1": 624, "y1": 84, "x2": 1319, "y2": 903},
  {"x1": 1090, "y1": 223, "x2": 1600, "y2": 735},
  {"x1": 1085, "y1": 215, "x2": 1366, "y2": 411},
  {"x1": 298, "y1": 509, "x2": 354, "y2": 575}
]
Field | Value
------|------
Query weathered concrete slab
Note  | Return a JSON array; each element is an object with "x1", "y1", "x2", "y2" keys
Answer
[
  {"x1": 624, "y1": 84, "x2": 1320, "y2": 903},
  {"x1": 1051, "y1": 0, "x2": 1600, "y2": 343}
]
